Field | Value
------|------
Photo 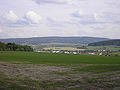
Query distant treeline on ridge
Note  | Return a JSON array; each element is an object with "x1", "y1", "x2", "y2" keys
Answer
[
  {"x1": 88, "y1": 39, "x2": 120, "y2": 46},
  {"x1": 0, "y1": 42, "x2": 33, "y2": 51}
]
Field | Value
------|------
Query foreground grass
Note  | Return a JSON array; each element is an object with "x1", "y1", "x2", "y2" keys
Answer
[
  {"x1": 0, "y1": 63, "x2": 120, "y2": 90},
  {"x1": 0, "y1": 51, "x2": 120, "y2": 90},
  {"x1": 0, "y1": 51, "x2": 120, "y2": 64},
  {"x1": 73, "y1": 64, "x2": 120, "y2": 73}
]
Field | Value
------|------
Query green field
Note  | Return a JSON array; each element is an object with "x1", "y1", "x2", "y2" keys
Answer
[
  {"x1": 0, "y1": 51, "x2": 120, "y2": 64},
  {"x1": 0, "y1": 51, "x2": 120, "y2": 90}
]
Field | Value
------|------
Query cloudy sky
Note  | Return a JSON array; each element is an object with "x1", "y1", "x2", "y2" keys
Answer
[{"x1": 0, "y1": 0, "x2": 120, "y2": 39}]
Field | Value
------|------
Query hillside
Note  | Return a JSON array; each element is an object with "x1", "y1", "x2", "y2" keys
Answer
[
  {"x1": 0, "y1": 42, "x2": 33, "y2": 51},
  {"x1": 0, "y1": 37, "x2": 109, "y2": 45},
  {"x1": 88, "y1": 39, "x2": 120, "y2": 46}
]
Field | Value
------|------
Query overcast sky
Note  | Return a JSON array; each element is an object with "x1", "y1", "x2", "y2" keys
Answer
[{"x1": 0, "y1": 0, "x2": 120, "y2": 39}]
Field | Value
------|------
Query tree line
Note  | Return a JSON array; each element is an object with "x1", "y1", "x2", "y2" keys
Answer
[
  {"x1": 88, "y1": 39, "x2": 120, "y2": 46},
  {"x1": 0, "y1": 42, "x2": 33, "y2": 51}
]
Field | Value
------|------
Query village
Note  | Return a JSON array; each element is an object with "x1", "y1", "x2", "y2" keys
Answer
[{"x1": 35, "y1": 48, "x2": 112, "y2": 56}]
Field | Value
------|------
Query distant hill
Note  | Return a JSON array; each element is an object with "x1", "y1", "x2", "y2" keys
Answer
[
  {"x1": 0, "y1": 37, "x2": 109, "y2": 45},
  {"x1": 88, "y1": 39, "x2": 120, "y2": 46}
]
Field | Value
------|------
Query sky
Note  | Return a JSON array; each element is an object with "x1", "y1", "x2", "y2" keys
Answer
[{"x1": 0, "y1": 0, "x2": 120, "y2": 39}]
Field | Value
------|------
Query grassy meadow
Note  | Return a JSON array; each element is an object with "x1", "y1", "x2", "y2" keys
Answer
[
  {"x1": 0, "y1": 51, "x2": 120, "y2": 64},
  {"x1": 0, "y1": 51, "x2": 120, "y2": 90}
]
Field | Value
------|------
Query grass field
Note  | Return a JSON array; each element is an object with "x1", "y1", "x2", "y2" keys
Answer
[
  {"x1": 0, "y1": 51, "x2": 120, "y2": 64},
  {"x1": 111, "y1": 52, "x2": 120, "y2": 56},
  {"x1": 0, "y1": 51, "x2": 120, "y2": 90}
]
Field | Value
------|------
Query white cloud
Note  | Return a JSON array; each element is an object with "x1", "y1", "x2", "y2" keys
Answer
[
  {"x1": 0, "y1": 28, "x2": 2, "y2": 32},
  {"x1": 0, "y1": 24, "x2": 3, "y2": 32},
  {"x1": 72, "y1": 10, "x2": 84, "y2": 17},
  {"x1": 72, "y1": 10, "x2": 98, "y2": 24},
  {"x1": 33, "y1": 0, "x2": 76, "y2": 5},
  {"x1": 2, "y1": 10, "x2": 42, "y2": 26},
  {"x1": 0, "y1": 0, "x2": 120, "y2": 39},
  {"x1": 72, "y1": 10, "x2": 120, "y2": 24},
  {"x1": 25, "y1": 11, "x2": 42, "y2": 24},
  {"x1": 105, "y1": 0, "x2": 120, "y2": 8},
  {"x1": 4, "y1": 10, "x2": 19, "y2": 22},
  {"x1": 46, "y1": 17, "x2": 66, "y2": 27},
  {"x1": 93, "y1": 12, "x2": 120, "y2": 23}
]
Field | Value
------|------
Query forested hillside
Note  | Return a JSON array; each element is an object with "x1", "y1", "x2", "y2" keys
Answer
[
  {"x1": 88, "y1": 39, "x2": 120, "y2": 46},
  {"x1": 0, "y1": 42, "x2": 33, "y2": 51},
  {"x1": 0, "y1": 37, "x2": 109, "y2": 45}
]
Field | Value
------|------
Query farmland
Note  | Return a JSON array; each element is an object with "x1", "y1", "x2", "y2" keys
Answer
[
  {"x1": 0, "y1": 51, "x2": 120, "y2": 90},
  {"x1": 87, "y1": 46, "x2": 120, "y2": 51},
  {"x1": 43, "y1": 47, "x2": 85, "y2": 51},
  {"x1": 33, "y1": 43, "x2": 120, "y2": 51},
  {"x1": 0, "y1": 51, "x2": 120, "y2": 64}
]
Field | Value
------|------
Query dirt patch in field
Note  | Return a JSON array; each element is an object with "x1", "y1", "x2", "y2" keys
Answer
[
  {"x1": 0, "y1": 63, "x2": 71, "y2": 80},
  {"x1": 0, "y1": 62, "x2": 120, "y2": 90}
]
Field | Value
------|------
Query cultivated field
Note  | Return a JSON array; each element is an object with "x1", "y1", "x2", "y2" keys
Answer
[
  {"x1": 43, "y1": 47, "x2": 85, "y2": 51},
  {"x1": 87, "y1": 46, "x2": 120, "y2": 51},
  {"x1": 0, "y1": 51, "x2": 120, "y2": 90},
  {"x1": 33, "y1": 44, "x2": 120, "y2": 52}
]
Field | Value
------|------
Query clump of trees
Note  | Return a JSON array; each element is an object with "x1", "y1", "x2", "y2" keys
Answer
[{"x1": 0, "y1": 42, "x2": 33, "y2": 51}]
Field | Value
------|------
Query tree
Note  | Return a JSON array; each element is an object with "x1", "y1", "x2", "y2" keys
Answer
[{"x1": 0, "y1": 42, "x2": 33, "y2": 51}]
